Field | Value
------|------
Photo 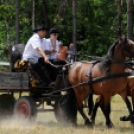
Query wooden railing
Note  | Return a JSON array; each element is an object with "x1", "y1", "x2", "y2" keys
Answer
[{"x1": 0, "y1": 61, "x2": 10, "y2": 66}]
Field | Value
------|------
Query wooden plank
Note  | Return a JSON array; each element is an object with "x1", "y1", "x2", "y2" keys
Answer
[{"x1": 0, "y1": 72, "x2": 29, "y2": 89}]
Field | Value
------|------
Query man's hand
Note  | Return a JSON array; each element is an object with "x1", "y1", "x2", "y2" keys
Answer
[
  {"x1": 51, "y1": 48, "x2": 56, "y2": 53},
  {"x1": 45, "y1": 49, "x2": 55, "y2": 54},
  {"x1": 44, "y1": 56, "x2": 50, "y2": 63}
]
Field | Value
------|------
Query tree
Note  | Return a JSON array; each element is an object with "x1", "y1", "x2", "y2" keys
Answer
[
  {"x1": 15, "y1": 0, "x2": 20, "y2": 44},
  {"x1": 117, "y1": 0, "x2": 122, "y2": 35},
  {"x1": 0, "y1": 0, "x2": 133, "y2": 61},
  {"x1": 42, "y1": 0, "x2": 50, "y2": 29},
  {"x1": 72, "y1": 0, "x2": 77, "y2": 50},
  {"x1": 127, "y1": 0, "x2": 133, "y2": 39},
  {"x1": 32, "y1": 0, "x2": 35, "y2": 30}
]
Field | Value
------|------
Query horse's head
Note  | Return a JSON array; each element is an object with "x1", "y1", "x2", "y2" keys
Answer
[
  {"x1": 118, "y1": 35, "x2": 134, "y2": 58},
  {"x1": 99, "y1": 35, "x2": 134, "y2": 69}
]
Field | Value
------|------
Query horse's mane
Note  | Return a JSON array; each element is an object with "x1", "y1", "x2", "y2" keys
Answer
[{"x1": 99, "y1": 40, "x2": 118, "y2": 69}]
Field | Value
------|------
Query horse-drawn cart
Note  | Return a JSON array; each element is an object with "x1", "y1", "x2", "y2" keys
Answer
[
  {"x1": 1, "y1": 35, "x2": 134, "y2": 128},
  {"x1": 0, "y1": 44, "x2": 71, "y2": 122}
]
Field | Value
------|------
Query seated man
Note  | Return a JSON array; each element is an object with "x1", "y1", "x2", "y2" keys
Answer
[{"x1": 22, "y1": 25, "x2": 53, "y2": 87}]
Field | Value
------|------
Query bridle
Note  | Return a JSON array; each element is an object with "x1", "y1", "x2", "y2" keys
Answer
[{"x1": 120, "y1": 38, "x2": 134, "y2": 58}]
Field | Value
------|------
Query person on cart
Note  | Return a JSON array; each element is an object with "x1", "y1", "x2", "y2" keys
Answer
[
  {"x1": 67, "y1": 43, "x2": 77, "y2": 63},
  {"x1": 57, "y1": 41, "x2": 68, "y2": 62},
  {"x1": 44, "y1": 28, "x2": 67, "y2": 82},
  {"x1": 22, "y1": 25, "x2": 54, "y2": 87}
]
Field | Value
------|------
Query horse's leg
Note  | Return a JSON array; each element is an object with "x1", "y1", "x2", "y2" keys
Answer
[
  {"x1": 99, "y1": 95, "x2": 114, "y2": 128},
  {"x1": 125, "y1": 97, "x2": 134, "y2": 125},
  {"x1": 131, "y1": 89, "x2": 134, "y2": 125},
  {"x1": 91, "y1": 95, "x2": 113, "y2": 128},
  {"x1": 119, "y1": 91, "x2": 133, "y2": 122},
  {"x1": 88, "y1": 94, "x2": 94, "y2": 115},
  {"x1": 120, "y1": 97, "x2": 132, "y2": 121},
  {"x1": 90, "y1": 96, "x2": 101, "y2": 125},
  {"x1": 103, "y1": 102, "x2": 114, "y2": 128},
  {"x1": 132, "y1": 89, "x2": 134, "y2": 115},
  {"x1": 77, "y1": 105, "x2": 92, "y2": 126},
  {"x1": 75, "y1": 91, "x2": 91, "y2": 126}
]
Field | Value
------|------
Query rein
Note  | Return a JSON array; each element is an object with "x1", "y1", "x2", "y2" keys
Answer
[
  {"x1": 49, "y1": 60, "x2": 101, "y2": 68},
  {"x1": 47, "y1": 53, "x2": 134, "y2": 95}
]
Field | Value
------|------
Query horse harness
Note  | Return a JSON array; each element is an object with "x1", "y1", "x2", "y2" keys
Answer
[
  {"x1": 87, "y1": 59, "x2": 134, "y2": 93},
  {"x1": 44, "y1": 59, "x2": 134, "y2": 95}
]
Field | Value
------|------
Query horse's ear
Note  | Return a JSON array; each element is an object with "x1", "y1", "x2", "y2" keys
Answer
[
  {"x1": 118, "y1": 34, "x2": 126, "y2": 44},
  {"x1": 118, "y1": 34, "x2": 125, "y2": 41}
]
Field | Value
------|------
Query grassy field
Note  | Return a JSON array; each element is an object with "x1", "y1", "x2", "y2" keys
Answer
[{"x1": 0, "y1": 95, "x2": 133, "y2": 134}]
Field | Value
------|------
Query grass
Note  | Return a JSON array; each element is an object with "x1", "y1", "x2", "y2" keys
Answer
[{"x1": 0, "y1": 95, "x2": 133, "y2": 134}]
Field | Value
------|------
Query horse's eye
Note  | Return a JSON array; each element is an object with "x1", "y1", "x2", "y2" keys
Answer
[{"x1": 129, "y1": 44, "x2": 132, "y2": 48}]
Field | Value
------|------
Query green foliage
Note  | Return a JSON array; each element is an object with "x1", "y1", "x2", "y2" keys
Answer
[
  {"x1": 0, "y1": 0, "x2": 130, "y2": 61},
  {"x1": 0, "y1": 4, "x2": 14, "y2": 20},
  {"x1": 0, "y1": 43, "x2": 8, "y2": 61}
]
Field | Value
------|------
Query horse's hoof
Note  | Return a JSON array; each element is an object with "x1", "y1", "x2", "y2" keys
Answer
[
  {"x1": 130, "y1": 116, "x2": 134, "y2": 126},
  {"x1": 91, "y1": 121, "x2": 95, "y2": 126},
  {"x1": 106, "y1": 122, "x2": 114, "y2": 128},
  {"x1": 120, "y1": 116, "x2": 130, "y2": 121},
  {"x1": 71, "y1": 122, "x2": 77, "y2": 128},
  {"x1": 88, "y1": 110, "x2": 92, "y2": 116},
  {"x1": 85, "y1": 119, "x2": 93, "y2": 127}
]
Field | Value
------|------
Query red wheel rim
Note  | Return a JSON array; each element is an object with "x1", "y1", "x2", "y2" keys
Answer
[{"x1": 17, "y1": 101, "x2": 29, "y2": 118}]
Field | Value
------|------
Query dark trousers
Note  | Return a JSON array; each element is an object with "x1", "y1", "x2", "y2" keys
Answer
[
  {"x1": 38, "y1": 57, "x2": 67, "y2": 81},
  {"x1": 38, "y1": 57, "x2": 56, "y2": 81},
  {"x1": 50, "y1": 59, "x2": 67, "y2": 80},
  {"x1": 32, "y1": 58, "x2": 51, "y2": 83}
]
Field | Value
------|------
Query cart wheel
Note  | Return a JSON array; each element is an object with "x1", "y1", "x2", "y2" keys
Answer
[
  {"x1": 54, "y1": 95, "x2": 72, "y2": 123},
  {"x1": 54, "y1": 95, "x2": 77, "y2": 125},
  {"x1": 0, "y1": 94, "x2": 15, "y2": 116},
  {"x1": 54, "y1": 100, "x2": 69, "y2": 123},
  {"x1": 13, "y1": 96, "x2": 37, "y2": 120}
]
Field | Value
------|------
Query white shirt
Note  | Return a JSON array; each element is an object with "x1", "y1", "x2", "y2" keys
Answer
[
  {"x1": 22, "y1": 33, "x2": 46, "y2": 62},
  {"x1": 45, "y1": 38, "x2": 59, "y2": 59}
]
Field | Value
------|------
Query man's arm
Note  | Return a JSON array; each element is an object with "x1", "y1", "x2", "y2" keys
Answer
[
  {"x1": 45, "y1": 50, "x2": 55, "y2": 54},
  {"x1": 44, "y1": 40, "x2": 56, "y2": 54},
  {"x1": 37, "y1": 46, "x2": 49, "y2": 63}
]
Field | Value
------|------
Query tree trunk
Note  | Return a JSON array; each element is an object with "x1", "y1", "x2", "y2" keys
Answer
[
  {"x1": 4, "y1": 20, "x2": 10, "y2": 46},
  {"x1": 117, "y1": 0, "x2": 122, "y2": 36},
  {"x1": 42, "y1": 0, "x2": 50, "y2": 29},
  {"x1": 15, "y1": 0, "x2": 20, "y2": 44},
  {"x1": 127, "y1": 0, "x2": 133, "y2": 39},
  {"x1": 32, "y1": 0, "x2": 35, "y2": 30},
  {"x1": 72, "y1": 0, "x2": 77, "y2": 50}
]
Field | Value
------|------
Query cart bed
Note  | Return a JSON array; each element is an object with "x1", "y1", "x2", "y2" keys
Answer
[{"x1": 0, "y1": 72, "x2": 29, "y2": 89}]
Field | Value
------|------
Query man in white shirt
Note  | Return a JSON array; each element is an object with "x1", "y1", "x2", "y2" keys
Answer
[{"x1": 22, "y1": 25, "x2": 52, "y2": 87}]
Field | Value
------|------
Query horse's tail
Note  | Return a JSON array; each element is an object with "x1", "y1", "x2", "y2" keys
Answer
[
  {"x1": 59, "y1": 80, "x2": 77, "y2": 124},
  {"x1": 68, "y1": 84, "x2": 77, "y2": 124}
]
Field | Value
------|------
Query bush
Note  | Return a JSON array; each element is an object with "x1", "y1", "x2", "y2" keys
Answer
[{"x1": 0, "y1": 43, "x2": 8, "y2": 61}]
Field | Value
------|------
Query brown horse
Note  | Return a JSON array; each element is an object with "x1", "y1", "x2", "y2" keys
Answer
[
  {"x1": 90, "y1": 68, "x2": 134, "y2": 126},
  {"x1": 68, "y1": 35, "x2": 134, "y2": 128}
]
